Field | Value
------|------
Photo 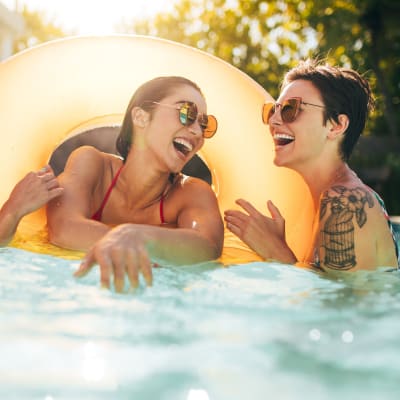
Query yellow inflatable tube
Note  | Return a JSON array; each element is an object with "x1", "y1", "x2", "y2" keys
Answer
[{"x1": 0, "y1": 35, "x2": 313, "y2": 263}]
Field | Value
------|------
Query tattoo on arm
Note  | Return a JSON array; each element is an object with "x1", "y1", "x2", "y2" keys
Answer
[{"x1": 319, "y1": 186, "x2": 374, "y2": 270}]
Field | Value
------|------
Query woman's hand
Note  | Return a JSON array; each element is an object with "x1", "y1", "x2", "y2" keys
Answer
[
  {"x1": 224, "y1": 199, "x2": 296, "y2": 263},
  {"x1": 0, "y1": 165, "x2": 63, "y2": 246},
  {"x1": 7, "y1": 165, "x2": 63, "y2": 218},
  {"x1": 74, "y1": 224, "x2": 153, "y2": 292}
]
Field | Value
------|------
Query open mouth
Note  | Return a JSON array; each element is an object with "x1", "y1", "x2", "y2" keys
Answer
[
  {"x1": 273, "y1": 133, "x2": 294, "y2": 146},
  {"x1": 173, "y1": 138, "x2": 193, "y2": 157}
]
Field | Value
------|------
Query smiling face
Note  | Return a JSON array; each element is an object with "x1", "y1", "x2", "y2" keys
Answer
[
  {"x1": 268, "y1": 79, "x2": 332, "y2": 170},
  {"x1": 136, "y1": 84, "x2": 207, "y2": 174}
]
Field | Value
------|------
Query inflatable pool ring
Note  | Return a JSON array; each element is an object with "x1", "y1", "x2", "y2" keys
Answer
[{"x1": 0, "y1": 35, "x2": 314, "y2": 263}]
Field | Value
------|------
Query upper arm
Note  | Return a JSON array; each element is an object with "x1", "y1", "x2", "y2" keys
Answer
[
  {"x1": 175, "y1": 177, "x2": 224, "y2": 255},
  {"x1": 315, "y1": 185, "x2": 378, "y2": 271},
  {"x1": 46, "y1": 146, "x2": 103, "y2": 227}
]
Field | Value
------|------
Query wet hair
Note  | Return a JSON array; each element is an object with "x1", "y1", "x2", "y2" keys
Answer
[
  {"x1": 282, "y1": 59, "x2": 374, "y2": 161},
  {"x1": 116, "y1": 76, "x2": 204, "y2": 160}
]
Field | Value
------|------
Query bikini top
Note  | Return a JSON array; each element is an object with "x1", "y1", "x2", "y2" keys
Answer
[{"x1": 91, "y1": 165, "x2": 166, "y2": 224}]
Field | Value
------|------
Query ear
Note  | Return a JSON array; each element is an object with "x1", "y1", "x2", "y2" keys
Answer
[
  {"x1": 327, "y1": 114, "x2": 349, "y2": 140},
  {"x1": 131, "y1": 107, "x2": 149, "y2": 128}
]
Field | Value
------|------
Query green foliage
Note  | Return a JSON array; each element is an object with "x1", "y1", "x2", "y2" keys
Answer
[
  {"x1": 120, "y1": 0, "x2": 399, "y2": 138},
  {"x1": 13, "y1": 6, "x2": 67, "y2": 53},
  {"x1": 120, "y1": 0, "x2": 319, "y2": 99},
  {"x1": 304, "y1": 0, "x2": 400, "y2": 137}
]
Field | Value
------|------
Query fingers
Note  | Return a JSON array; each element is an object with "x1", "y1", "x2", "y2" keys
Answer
[
  {"x1": 74, "y1": 243, "x2": 154, "y2": 293},
  {"x1": 267, "y1": 200, "x2": 281, "y2": 218},
  {"x1": 74, "y1": 248, "x2": 113, "y2": 290},
  {"x1": 225, "y1": 220, "x2": 244, "y2": 238},
  {"x1": 37, "y1": 165, "x2": 51, "y2": 175},
  {"x1": 35, "y1": 167, "x2": 64, "y2": 201},
  {"x1": 224, "y1": 211, "x2": 247, "y2": 240},
  {"x1": 126, "y1": 248, "x2": 139, "y2": 289},
  {"x1": 224, "y1": 199, "x2": 260, "y2": 236},
  {"x1": 97, "y1": 253, "x2": 113, "y2": 290},
  {"x1": 47, "y1": 187, "x2": 64, "y2": 200},
  {"x1": 111, "y1": 247, "x2": 126, "y2": 293},
  {"x1": 74, "y1": 250, "x2": 96, "y2": 277},
  {"x1": 126, "y1": 244, "x2": 153, "y2": 290},
  {"x1": 139, "y1": 245, "x2": 153, "y2": 287},
  {"x1": 235, "y1": 198, "x2": 261, "y2": 216},
  {"x1": 224, "y1": 209, "x2": 248, "y2": 225}
]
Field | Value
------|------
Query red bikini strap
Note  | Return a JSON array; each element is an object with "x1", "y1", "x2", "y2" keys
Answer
[
  {"x1": 91, "y1": 165, "x2": 123, "y2": 221},
  {"x1": 159, "y1": 194, "x2": 165, "y2": 224},
  {"x1": 101, "y1": 165, "x2": 123, "y2": 208}
]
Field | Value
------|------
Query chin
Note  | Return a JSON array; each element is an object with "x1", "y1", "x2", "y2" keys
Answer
[
  {"x1": 273, "y1": 155, "x2": 285, "y2": 167},
  {"x1": 169, "y1": 163, "x2": 184, "y2": 174},
  {"x1": 274, "y1": 156, "x2": 295, "y2": 170}
]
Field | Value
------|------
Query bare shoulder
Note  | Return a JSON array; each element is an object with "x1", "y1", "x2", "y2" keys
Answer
[
  {"x1": 165, "y1": 175, "x2": 220, "y2": 220},
  {"x1": 317, "y1": 181, "x2": 396, "y2": 270},
  {"x1": 320, "y1": 183, "x2": 376, "y2": 225},
  {"x1": 65, "y1": 145, "x2": 105, "y2": 170},
  {"x1": 173, "y1": 174, "x2": 217, "y2": 200},
  {"x1": 63, "y1": 146, "x2": 120, "y2": 179}
]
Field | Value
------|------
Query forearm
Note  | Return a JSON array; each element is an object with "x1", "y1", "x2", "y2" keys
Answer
[
  {"x1": 0, "y1": 208, "x2": 21, "y2": 246},
  {"x1": 47, "y1": 216, "x2": 111, "y2": 251},
  {"x1": 117, "y1": 224, "x2": 222, "y2": 265},
  {"x1": 0, "y1": 198, "x2": 26, "y2": 246}
]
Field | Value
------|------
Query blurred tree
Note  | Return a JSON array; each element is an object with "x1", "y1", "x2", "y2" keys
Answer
[
  {"x1": 120, "y1": 0, "x2": 318, "y2": 99},
  {"x1": 122, "y1": 0, "x2": 399, "y2": 137},
  {"x1": 305, "y1": 0, "x2": 400, "y2": 138},
  {"x1": 13, "y1": 5, "x2": 66, "y2": 53}
]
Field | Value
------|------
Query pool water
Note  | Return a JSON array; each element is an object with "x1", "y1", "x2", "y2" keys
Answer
[{"x1": 1, "y1": 247, "x2": 400, "y2": 400}]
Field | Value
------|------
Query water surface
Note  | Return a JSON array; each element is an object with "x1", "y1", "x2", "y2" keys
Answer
[{"x1": 1, "y1": 248, "x2": 399, "y2": 400}]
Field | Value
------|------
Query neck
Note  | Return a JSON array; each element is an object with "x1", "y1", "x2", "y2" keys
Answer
[
  {"x1": 301, "y1": 161, "x2": 349, "y2": 209},
  {"x1": 118, "y1": 155, "x2": 172, "y2": 209}
]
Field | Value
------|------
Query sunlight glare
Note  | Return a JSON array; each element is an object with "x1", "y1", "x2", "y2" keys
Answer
[{"x1": 4, "y1": 0, "x2": 178, "y2": 35}]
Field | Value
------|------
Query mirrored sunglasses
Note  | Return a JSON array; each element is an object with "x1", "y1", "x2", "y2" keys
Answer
[{"x1": 147, "y1": 101, "x2": 217, "y2": 138}]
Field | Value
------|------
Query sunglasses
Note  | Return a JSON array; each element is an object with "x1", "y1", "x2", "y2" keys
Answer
[
  {"x1": 262, "y1": 97, "x2": 326, "y2": 124},
  {"x1": 147, "y1": 101, "x2": 218, "y2": 138}
]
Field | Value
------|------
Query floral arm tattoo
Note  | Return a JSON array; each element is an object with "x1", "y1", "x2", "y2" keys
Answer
[{"x1": 318, "y1": 186, "x2": 374, "y2": 270}]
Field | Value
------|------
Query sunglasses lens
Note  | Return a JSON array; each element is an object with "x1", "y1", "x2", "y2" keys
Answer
[
  {"x1": 262, "y1": 102, "x2": 275, "y2": 124},
  {"x1": 281, "y1": 98, "x2": 299, "y2": 123},
  {"x1": 198, "y1": 114, "x2": 208, "y2": 131},
  {"x1": 179, "y1": 103, "x2": 217, "y2": 138},
  {"x1": 202, "y1": 115, "x2": 217, "y2": 138},
  {"x1": 179, "y1": 103, "x2": 189, "y2": 125},
  {"x1": 262, "y1": 98, "x2": 300, "y2": 124},
  {"x1": 179, "y1": 103, "x2": 198, "y2": 126}
]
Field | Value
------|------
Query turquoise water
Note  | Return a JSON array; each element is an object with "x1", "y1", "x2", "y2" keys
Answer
[{"x1": 1, "y1": 247, "x2": 400, "y2": 400}]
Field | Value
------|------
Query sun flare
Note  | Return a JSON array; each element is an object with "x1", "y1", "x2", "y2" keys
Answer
[{"x1": 2, "y1": 0, "x2": 177, "y2": 35}]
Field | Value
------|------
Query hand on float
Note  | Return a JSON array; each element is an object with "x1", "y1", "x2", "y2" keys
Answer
[
  {"x1": 74, "y1": 224, "x2": 153, "y2": 292},
  {"x1": 6, "y1": 165, "x2": 64, "y2": 219},
  {"x1": 224, "y1": 199, "x2": 296, "y2": 264}
]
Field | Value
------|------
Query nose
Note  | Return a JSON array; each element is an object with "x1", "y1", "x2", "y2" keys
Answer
[
  {"x1": 188, "y1": 119, "x2": 204, "y2": 136},
  {"x1": 268, "y1": 105, "x2": 283, "y2": 126}
]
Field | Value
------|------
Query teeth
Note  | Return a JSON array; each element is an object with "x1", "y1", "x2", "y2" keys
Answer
[
  {"x1": 273, "y1": 133, "x2": 294, "y2": 140},
  {"x1": 173, "y1": 138, "x2": 193, "y2": 152}
]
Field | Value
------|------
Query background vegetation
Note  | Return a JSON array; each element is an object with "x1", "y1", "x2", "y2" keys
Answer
[{"x1": 12, "y1": 0, "x2": 400, "y2": 212}]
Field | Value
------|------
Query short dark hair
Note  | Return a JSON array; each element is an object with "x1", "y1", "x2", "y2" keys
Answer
[
  {"x1": 282, "y1": 59, "x2": 374, "y2": 161},
  {"x1": 116, "y1": 76, "x2": 203, "y2": 160}
]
